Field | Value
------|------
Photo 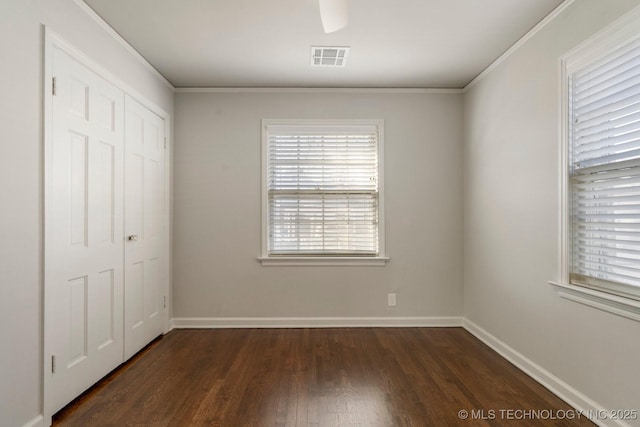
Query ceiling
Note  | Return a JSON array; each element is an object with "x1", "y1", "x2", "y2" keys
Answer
[{"x1": 83, "y1": 0, "x2": 564, "y2": 88}]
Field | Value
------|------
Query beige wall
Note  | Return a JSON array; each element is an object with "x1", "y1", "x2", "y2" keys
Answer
[
  {"x1": 173, "y1": 92, "x2": 463, "y2": 319},
  {"x1": 0, "y1": 1, "x2": 173, "y2": 425},
  {"x1": 463, "y1": 0, "x2": 640, "y2": 422}
]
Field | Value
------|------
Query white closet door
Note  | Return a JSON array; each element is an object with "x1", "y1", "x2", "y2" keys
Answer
[
  {"x1": 124, "y1": 95, "x2": 166, "y2": 360},
  {"x1": 45, "y1": 47, "x2": 125, "y2": 415}
]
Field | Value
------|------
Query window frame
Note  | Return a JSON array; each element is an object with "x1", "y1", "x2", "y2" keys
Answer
[
  {"x1": 552, "y1": 6, "x2": 640, "y2": 320},
  {"x1": 259, "y1": 119, "x2": 388, "y2": 266}
]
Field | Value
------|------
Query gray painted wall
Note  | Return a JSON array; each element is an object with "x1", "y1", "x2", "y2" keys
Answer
[
  {"x1": 0, "y1": 1, "x2": 173, "y2": 425},
  {"x1": 173, "y1": 92, "x2": 464, "y2": 319},
  {"x1": 463, "y1": 0, "x2": 640, "y2": 423}
]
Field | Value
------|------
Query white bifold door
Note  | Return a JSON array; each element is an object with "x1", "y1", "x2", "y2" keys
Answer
[
  {"x1": 124, "y1": 95, "x2": 166, "y2": 360},
  {"x1": 45, "y1": 47, "x2": 125, "y2": 415},
  {"x1": 45, "y1": 46, "x2": 166, "y2": 417}
]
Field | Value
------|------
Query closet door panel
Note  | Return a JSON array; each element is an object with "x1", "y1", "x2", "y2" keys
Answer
[
  {"x1": 45, "y1": 46, "x2": 124, "y2": 415},
  {"x1": 124, "y1": 95, "x2": 166, "y2": 360}
]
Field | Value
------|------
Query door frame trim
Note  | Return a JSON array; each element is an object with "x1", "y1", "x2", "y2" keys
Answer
[{"x1": 43, "y1": 27, "x2": 172, "y2": 425}]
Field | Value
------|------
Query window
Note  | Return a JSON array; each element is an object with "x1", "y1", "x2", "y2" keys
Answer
[
  {"x1": 260, "y1": 120, "x2": 387, "y2": 266},
  {"x1": 562, "y1": 16, "x2": 640, "y2": 301}
]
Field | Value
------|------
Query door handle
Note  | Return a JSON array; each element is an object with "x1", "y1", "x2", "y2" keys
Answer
[{"x1": 127, "y1": 235, "x2": 139, "y2": 242}]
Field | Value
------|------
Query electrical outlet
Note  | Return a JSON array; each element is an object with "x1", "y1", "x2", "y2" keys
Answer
[{"x1": 387, "y1": 293, "x2": 397, "y2": 307}]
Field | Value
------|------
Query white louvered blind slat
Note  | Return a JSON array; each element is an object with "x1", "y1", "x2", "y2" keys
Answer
[
  {"x1": 569, "y1": 36, "x2": 640, "y2": 297},
  {"x1": 266, "y1": 126, "x2": 379, "y2": 255}
]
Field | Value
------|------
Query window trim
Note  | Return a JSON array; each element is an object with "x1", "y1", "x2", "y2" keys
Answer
[
  {"x1": 554, "y1": 5, "x2": 640, "y2": 318},
  {"x1": 260, "y1": 119, "x2": 388, "y2": 266}
]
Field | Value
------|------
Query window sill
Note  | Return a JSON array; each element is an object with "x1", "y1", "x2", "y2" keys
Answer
[
  {"x1": 258, "y1": 256, "x2": 390, "y2": 267},
  {"x1": 548, "y1": 281, "x2": 640, "y2": 322}
]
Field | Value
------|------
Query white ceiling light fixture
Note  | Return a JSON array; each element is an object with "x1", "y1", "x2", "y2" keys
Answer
[
  {"x1": 319, "y1": 0, "x2": 348, "y2": 33},
  {"x1": 311, "y1": 46, "x2": 350, "y2": 67}
]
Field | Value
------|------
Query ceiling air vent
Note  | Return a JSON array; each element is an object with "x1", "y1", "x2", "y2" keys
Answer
[{"x1": 311, "y1": 46, "x2": 350, "y2": 67}]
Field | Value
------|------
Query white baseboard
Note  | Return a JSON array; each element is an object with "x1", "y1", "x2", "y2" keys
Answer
[
  {"x1": 22, "y1": 415, "x2": 44, "y2": 427},
  {"x1": 462, "y1": 319, "x2": 632, "y2": 427},
  {"x1": 171, "y1": 316, "x2": 463, "y2": 329}
]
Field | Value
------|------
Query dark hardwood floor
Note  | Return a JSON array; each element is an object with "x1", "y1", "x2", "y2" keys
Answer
[{"x1": 53, "y1": 328, "x2": 594, "y2": 426}]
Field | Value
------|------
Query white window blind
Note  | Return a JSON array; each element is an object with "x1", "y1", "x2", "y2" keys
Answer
[
  {"x1": 265, "y1": 123, "x2": 380, "y2": 256},
  {"x1": 569, "y1": 37, "x2": 640, "y2": 298}
]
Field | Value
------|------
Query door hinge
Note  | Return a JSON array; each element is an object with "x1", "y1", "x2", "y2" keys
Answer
[
  {"x1": 163, "y1": 295, "x2": 167, "y2": 309},
  {"x1": 51, "y1": 355, "x2": 56, "y2": 374},
  {"x1": 164, "y1": 137, "x2": 167, "y2": 150},
  {"x1": 52, "y1": 77, "x2": 57, "y2": 96}
]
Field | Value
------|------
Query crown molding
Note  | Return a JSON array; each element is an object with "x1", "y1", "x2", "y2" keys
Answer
[
  {"x1": 74, "y1": 0, "x2": 576, "y2": 95},
  {"x1": 175, "y1": 87, "x2": 463, "y2": 94},
  {"x1": 72, "y1": 0, "x2": 175, "y2": 91},
  {"x1": 463, "y1": 0, "x2": 576, "y2": 92}
]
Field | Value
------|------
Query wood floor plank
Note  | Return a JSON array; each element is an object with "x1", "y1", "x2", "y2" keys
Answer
[{"x1": 53, "y1": 328, "x2": 594, "y2": 426}]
